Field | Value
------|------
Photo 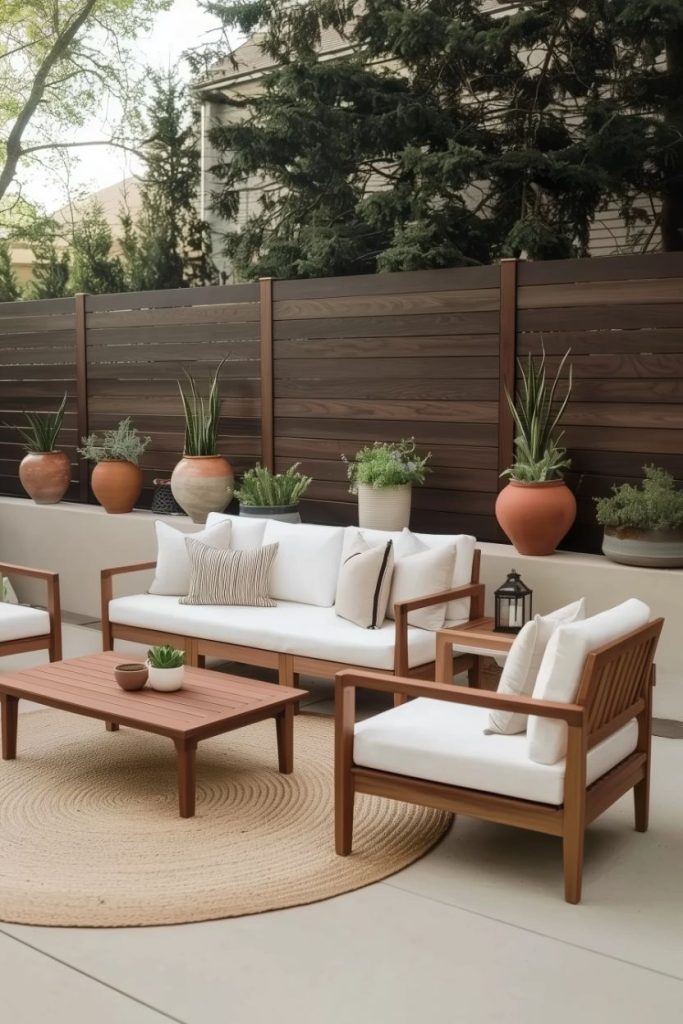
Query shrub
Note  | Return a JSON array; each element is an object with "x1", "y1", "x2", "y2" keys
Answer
[
  {"x1": 78, "y1": 417, "x2": 151, "y2": 465},
  {"x1": 344, "y1": 438, "x2": 431, "y2": 493},
  {"x1": 147, "y1": 645, "x2": 184, "y2": 669},
  {"x1": 235, "y1": 463, "x2": 312, "y2": 506},
  {"x1": 13, "y1": 394, "x2": 67, "y2": 452},
  {"x1": 595, "y1": 466, "x2": 683, "y2": 532}
]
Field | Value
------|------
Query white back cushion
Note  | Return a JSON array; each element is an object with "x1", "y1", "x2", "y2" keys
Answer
[
  {"x1": 386, "y1": 531, "x2": 457, "y2": 630},
  {"x1": 342, "y1": 527, "x2": 476, "y2": 623},
  {"x1": 149, "y1": 519, "x2": 232, "y2": 596},
  {"x1": 527, "y1": 598, "x2": 651, "y2": 765},
  {"x1": 263, "y1": 520, "x2": 345, "y2": 606},
  {"x1": 205, "y1": 512, "x2": 268, "y2": 550}
]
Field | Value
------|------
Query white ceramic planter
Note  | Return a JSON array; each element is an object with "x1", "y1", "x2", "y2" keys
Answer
[
  {"x1": 357, "y1": 483, "x2": 412, "y2": 531},
  {"x1": 146, "y1": 663, "x2": 184, "y2": 692}
]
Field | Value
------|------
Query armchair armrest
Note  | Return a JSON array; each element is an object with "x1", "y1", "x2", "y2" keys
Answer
[
  {"x1": 393, "y1": 582, "x2": 485, "y2": 674},
  {"x1": 0, "y1": 562, "x2": 61, "y2": 660},
  {"x1": 100, "y1": 562, "x2": 156, "y2": 650},
  {"x1": 101, "y1": 561, "x2": 157, "y2": 581}
]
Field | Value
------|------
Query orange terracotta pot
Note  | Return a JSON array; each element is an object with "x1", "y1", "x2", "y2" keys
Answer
[
  {"x1": 91, "y1": 460, "x2": 143, "y2": 514},
  {"x1": 19, "y1": 451, "x2": 70, "y2": 504},
  {"x1": 495, "y1": 480, "x2": 576, "y2": 556},
  {"x1": 170, "y1": 455, "x2": 234, "y2": 524}
]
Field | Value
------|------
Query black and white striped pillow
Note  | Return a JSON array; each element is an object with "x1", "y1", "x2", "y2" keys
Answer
[{"x1": 179, "y1": 539, "x2": 278, "y2": 607}]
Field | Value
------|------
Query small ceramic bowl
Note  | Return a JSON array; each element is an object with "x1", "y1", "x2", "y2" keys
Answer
[{"x1": 114, "y1": 663, "x2": 148, "y2": 691}]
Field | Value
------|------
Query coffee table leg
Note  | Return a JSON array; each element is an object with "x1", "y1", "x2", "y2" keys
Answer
[
  {"x1": 1, "y1": 694, "x2": 18, "y2": 760},
  {"x1": 106, "y1": 721, "x2": 119, "y2": 732},
  {"x1": 175, "y1": 738, "x2": 197, "y2": 818},
  {"x1": 276, "y1": 704, "x2": 294, "y2": 774}
]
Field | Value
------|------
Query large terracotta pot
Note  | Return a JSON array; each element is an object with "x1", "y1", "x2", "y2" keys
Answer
[
  {"x1": 91, "y1": 460, "x2": 143, "y2": 514},
  {"x1": 495, "y1": 480, "x2": 576, "y2": 556},
  {"x1": 171, "y1": 455, "x2": 234, "y2": 524},
  {"x1": 358, "y1": 483, "x2": 412, "y2": 531},
  {"x1": 19, "y1": 451, "x2": 70, "y2": 504}
]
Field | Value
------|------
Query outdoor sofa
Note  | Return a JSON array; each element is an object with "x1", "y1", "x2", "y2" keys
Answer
[{"x1": 101, "y1": 514, "x2": 483, "y2": 687}]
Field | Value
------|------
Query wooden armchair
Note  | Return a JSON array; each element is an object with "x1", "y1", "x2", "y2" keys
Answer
[
  {"x1": 335, "y1": 617, "x2": 663, "y2": 903},
  {"x1": 0, "y1": 562, "x2": 62, "y2": 662}
]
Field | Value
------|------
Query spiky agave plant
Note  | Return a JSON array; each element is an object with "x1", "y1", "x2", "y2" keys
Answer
[
  {"x1": 178, "y1": 360, "x2": 225, "y2": 456},
  {"x1": 13, "y1": 394, "x2": 67, "y2": 452},
  {"x1": 502, "y1": 347, "x2": 573, "y2": 482}
]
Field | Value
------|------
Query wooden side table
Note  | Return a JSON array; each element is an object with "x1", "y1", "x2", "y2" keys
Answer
[{"x1": 435, "y1": 617, "x2": 515, "y2": 687}]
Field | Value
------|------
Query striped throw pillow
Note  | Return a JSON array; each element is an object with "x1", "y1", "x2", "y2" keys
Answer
[{"x1": 179, "y1": 539, "x2": 278, "y2": 607}]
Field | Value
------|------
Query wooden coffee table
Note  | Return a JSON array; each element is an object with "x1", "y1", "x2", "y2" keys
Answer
[{"x1": 0, "y1": 651, "x2": 308, "y2": 818}]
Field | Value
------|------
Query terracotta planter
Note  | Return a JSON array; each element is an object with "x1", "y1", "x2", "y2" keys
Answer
[
  {"x1": 602, "y1": 527, "x2": 683, "y2": 568},
  {"x1": 171, "y1": 455, "x2": 234, "y2": 524},
  {"x1": 358, "y1": 483, "x2": 412, "y2": 531},
  {"x1": 495, "y1": 480, "x2": 576, "y2": 556},
  {"x1": 19, "y1": 451, "x2": 70, "y2": 504},
  {"x1": 91, "y1": 460, "x2": 143, "y2": 514}
]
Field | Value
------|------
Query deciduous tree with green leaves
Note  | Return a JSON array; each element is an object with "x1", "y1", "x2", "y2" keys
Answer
[{"x1": 205, "y1": 0, "x2": 683, "y2": 278}]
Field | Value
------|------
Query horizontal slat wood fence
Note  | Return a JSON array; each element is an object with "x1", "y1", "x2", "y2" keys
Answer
[{"x1": 1, "y1": 251, "x2": 682, "y2": 554}]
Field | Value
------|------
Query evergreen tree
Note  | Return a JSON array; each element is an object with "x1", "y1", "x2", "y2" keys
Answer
[
  {"x1": 206, "y1": 0, "x2": 683, "y2": 278},
  {"x1": 27, "y1": 221, "x2": 71, "y2": 299},
  {"x1": 0, "y1": 241, "x2": 20, "y2": 301},
  {"x1": 68, "y1": 202, "x2": 125, "y2": 294},
  {"x1": 123, "y1": 70, "x2": 216, "y2": 290}
]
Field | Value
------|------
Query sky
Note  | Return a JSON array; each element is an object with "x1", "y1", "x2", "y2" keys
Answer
[{"x1": 23, "y1": 0, "x2": 231, "y2": 213}]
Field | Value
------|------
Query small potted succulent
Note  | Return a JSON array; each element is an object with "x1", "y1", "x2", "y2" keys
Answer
[
  {"x1": 146, "y1": 645, "x2": 185, "y2": 692},
  {"x1": 495, "y1": 348, "x2": 576, "y2": 555},
  {"x1": 344, "y1": 438, "x2": 431, "y2": 530},
  {"x1": 595, "y1": 465, "x2": 683, "y2": 568},
  {"x1": 78, "y1": 417, "x2": 151, "y2": 514},
  {"x1": 12, "y1": 393, "x2": 70, "y2": 504},
  {"x1": 235, "y1": 463, "x2": 312, "y2": 523},
  {"x1": 171, "y1": 361, "x2": 234, "y2": 524}
]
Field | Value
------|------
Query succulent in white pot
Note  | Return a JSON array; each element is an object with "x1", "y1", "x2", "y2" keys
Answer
[{"x1": 146, "y1": 645, "x2": 185, "y2": 691}]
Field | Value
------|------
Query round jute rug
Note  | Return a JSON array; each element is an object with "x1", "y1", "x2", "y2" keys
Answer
[{"x1": 0, "y1": 710, "x2": 450, "y2": 928}]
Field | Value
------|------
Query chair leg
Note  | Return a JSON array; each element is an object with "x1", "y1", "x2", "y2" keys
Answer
[
  {"x1": 634, "y1": 777, "x2": 649, "y2": 832},
  {"x1": 467, "y1": 656, "x2": 482, "y2": 688},
  {"x1": 562, "y1": 828, "x2": 585, "y2": 904},
  {"x1": 335, "y1": 773, "x2": 354, "y2": 856}
]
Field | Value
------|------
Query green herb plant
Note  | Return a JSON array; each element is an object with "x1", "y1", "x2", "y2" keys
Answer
[
  {"x1": 235, "y1": 463, "x2": 312, "y2": 506},
  {"x1": 502, "y1": 347, "x2": 573, "y2": 482},
  {"x1": 344, "y1": 438, "x2": 431, "y2": 493},
  {"x1": 178, "y1": 360, "x2": 225, "y2": 455},
  {"x1": 78, "y1": 417, "x2": 151, "y2": 465},
  {"x1": 147, "y1": 645, "x2": 185, "y2": 669},
  {"x1": 11, "y1": 393, "x2": 67, "y2": 452},
  {"x1": 595, "y1": 466, "x2": 683, "y2": 532}
]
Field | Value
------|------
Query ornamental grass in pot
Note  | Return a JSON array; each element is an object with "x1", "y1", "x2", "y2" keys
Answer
[
  {"x1": 12, "y1": 393, "x2": 70, "y2": 504},
  {"x1": 235, "y1": 463, "x2": 312, "y2": 523},
  {"x1": 171, "y1": 361, "x2": 234, "y2": 524},
  {"x1": 78, "y1": 418, "x2": 151, "y2": 514},
  {"x1": 495, "y1": 348, "x2": 576, "y2": 555},
  {"x1": 595, "y1": 465, "x2": 683, "y2": 568},
  {"x1": 344, "y1": 438, "x2": 431, "y2": 530}
]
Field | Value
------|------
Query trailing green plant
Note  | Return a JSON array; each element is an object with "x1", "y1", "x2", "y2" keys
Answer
[
  {"x1": 78, "y1": 417, "x2": 151, "y2": 465},
  {"x1": 178, "y1": 360, "x2": 224, "y2": 456},
  {"x1": 502, "y1": 348, "x2": 573, "y2": 482},
  {"x1": 235, "y1": 463, "x2": 312, "y2": 507},
  {"x1": 11, "y1": 394, "x2": 67, "y2": 452},
  {"x1": 344, "y1": 439, "x2": 431, "y2": 493},
  {"x1": 595, "y1": 466, "x2": 683, "y2": 532},
  {"x1": 147, "y1": 644, "x2": 185, "y2": 669}
]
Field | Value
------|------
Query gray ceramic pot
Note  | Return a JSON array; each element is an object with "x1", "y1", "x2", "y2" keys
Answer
[
  {"x1": 239, "y1": 504, "x2": 301, "y2": 524},
  {"x1": 602, "y1": 527, "x2": 683, "y2": 568}
]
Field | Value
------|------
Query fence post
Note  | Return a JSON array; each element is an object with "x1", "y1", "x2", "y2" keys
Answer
[
  {"x1": 74, "y1": 292, "x2": 89, "y2": 503},
  {"x1": 259, "y1": 277, "x2": 275, "y2": 471},
  {"x1": 498, "y1": 258, "x2": 518, "y2": 484}
]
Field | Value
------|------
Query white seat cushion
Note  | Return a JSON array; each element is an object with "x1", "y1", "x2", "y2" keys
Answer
[
  {"x1": 528, "y1": 598, "x2": 651, "y2": 765},
  {"x1": 108, "y1": 594, "x2": 435, "y2": 670},
  {"x1": 263, "y1": 520, "x2": 345, "y2": 607},
  {"x1": 353, "y1": 698, "x2": 638, "y2": 805},
  {"x1": 0, "y1": 604, "x2": 51, "y2": 643}
]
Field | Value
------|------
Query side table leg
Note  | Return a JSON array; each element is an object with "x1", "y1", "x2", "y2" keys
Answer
[
  {"x1": 1, "y1": 694, "x2": 19, "y2": 760},
  {"x1": 276, "y1": 705, "x2": 294, "y2": 774},
  {"x1": 435, "y1": 636, "x2": 453, "y2": 683},
  {"x1": 106, "y1": 721, "x2": 119, "y2": 732},
  {"x1": 175, "y1": 738, "x2": 197, "y2": 818}
]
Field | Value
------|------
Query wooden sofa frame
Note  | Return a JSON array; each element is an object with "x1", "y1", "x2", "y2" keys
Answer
[
  {"x1": 335, "y1": 617, "x2": 663, "y2": 904},
  {"x1": 100, "y1": 550, "x2": 483, "y2": 689},
  {"x1": 0, "y1": 562, "x2": 62, "y2": 662}
]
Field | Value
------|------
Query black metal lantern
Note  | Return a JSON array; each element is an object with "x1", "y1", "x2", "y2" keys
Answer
[{"x1": 494, "y1": 570, "x2": 532, "y2": 634}]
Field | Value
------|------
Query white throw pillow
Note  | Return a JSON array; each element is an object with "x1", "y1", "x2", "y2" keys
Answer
[
  {"x1": 527, "y1": 598, "x2": 651, "y2": 765},
  {"x1": 262, "y1": 520, "x2": 345, "y2": 607},
  {"x1": 386, "y1": 530, "x2": 457, "y2": 631},
  {"x1": 488, "y1": 598, "x2": 587, "y2": 735},
  {"x1": 335, "y1": 535, "x2": 394, "y2": 629},
  {"x1": 205, "y1": 512, "x2": 268, "y2": 550},
  {"x1": 148, "y1": 519, "x2": 232, "y2": 596}
]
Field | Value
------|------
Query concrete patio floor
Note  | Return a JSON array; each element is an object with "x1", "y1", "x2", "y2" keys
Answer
[{"x1": 0, "y1": 623, "x2": 681, "y2": 1024}]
